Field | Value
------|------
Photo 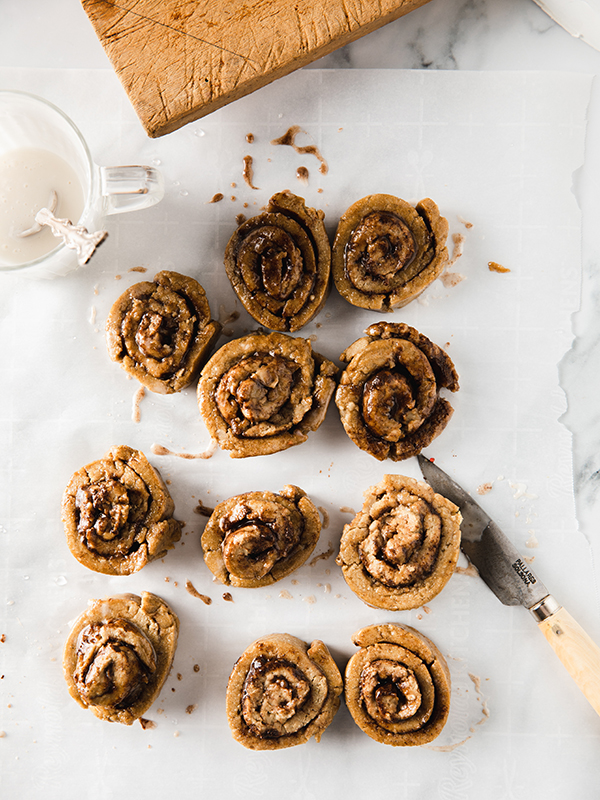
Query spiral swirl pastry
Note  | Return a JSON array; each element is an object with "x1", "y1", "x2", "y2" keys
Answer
[
  {"x1": 337, "y1": 474, "x2": 461, "y2": 610},
  {"x1": 63, "y1": 592, "x2": 179, "y2": 725},
  {"x1": 332, "y1": 194, "x2": 448, "y2": 311},
  {"x1": 224, "y1": 191, "x2": 331, "y2": 332},
  {"x1": 201, "y1": 485, "x2": 321, "y2": 588},
  {"x1": 345, "y1": 623, "x2": 451, "y2": 746},
  {"x1": 226, "y1": 633, "x2": 343, "y2": 749},
  {"x1": 62, "y1": 445, "x2": 182, "y2": 575},
  {"x1": 335, "y1": 322, "x2": 459, "y2": 461},
  {"x1": 106, "y1": 270, "x2": 221, "y2": 394},
  {"x1": 197, "y1": 331, "x2": 338, "y2": 457}
]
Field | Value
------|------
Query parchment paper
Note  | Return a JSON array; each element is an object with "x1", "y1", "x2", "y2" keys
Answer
[{"x1": 0, "y1": 67, "x2": 595, "y2": 798}]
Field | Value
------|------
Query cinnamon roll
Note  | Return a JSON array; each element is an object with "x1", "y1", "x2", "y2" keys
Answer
[
  {"x1": 224, "y1": 190, "x2": 330, "y2": 332},
  {"x1": 63, "y1": 592, "x2": 179, "y2": 725},
  {"x1": 337, "y1": 475, "x2": 461, "y2": 610},
  {"x1": 226, "y1": 633, "x2": 343, "y2": 749},
  {"x1": 197, "y1": 331, "x2": 337, "y2": 457},
  {"x1": 201, "y1": 485, "x2": 321, "y2": 587},
  {"x1": 62, "y1": 445, "x2": 182, "y2": 575},
  {"x1": 345, "y1": 623, "x2": 451, "y2": 746},
  {"x1": 332, "y1": 194, "x2": 448, "y2": 311},
  {"x1": 106, "y1": 270, "x2": 221, "y2": 394},
  {"x1": 335, "y1": 322, "x2": 459, "y2": 461}
]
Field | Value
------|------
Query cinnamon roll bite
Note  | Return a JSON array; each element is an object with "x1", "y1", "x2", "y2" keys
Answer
[
  {"x1": 345, "y1": 623, "x2": 451, "y2": 746},
  {"x1": 197, "y1": 330, "x2": 337, "y2": 457},
  {"x1": 224, "y1": 190, "x2": 331, "y2": 332},
  {"x1": 201, "y1": 485, "x2": 321, "y2": 587},
  {"x1": 106, "y1": 270, "x2": 221, "y2": 394},
  {"x1": 226, "y1": 633, "x2": 343, "y2": 749},
  {"x1": 332, "y1": 194, "x2": 448, "y2": 311},
  {"x1": 337, "y1": 475, "x2": 461, "y2": 610},
  {"x1": 62, "y1": 445, "x2": 181, "y2": 575},
  {"x1": 63, "y1": 592, "x2": 179, "y2": 725},
  {"x1": 335, "y1": 322, "x2": 459, "y2": 461}
]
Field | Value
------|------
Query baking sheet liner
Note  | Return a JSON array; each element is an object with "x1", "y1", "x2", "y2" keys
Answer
[{"x1": 0, "y1": 67, "x2": 595, "y2": 797}]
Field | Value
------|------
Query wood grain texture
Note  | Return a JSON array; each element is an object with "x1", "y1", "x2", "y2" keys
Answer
[
  {"x1": 81, "y1": 0, "x2": 431, "y2": 137},
  {"x1": 539, "y1": 606, "x2": 600, "y2": 716}
]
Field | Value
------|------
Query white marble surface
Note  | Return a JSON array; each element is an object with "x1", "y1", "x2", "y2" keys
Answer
[{"x1": 3, "y1": 1, "x2": 600, "y2": 798}]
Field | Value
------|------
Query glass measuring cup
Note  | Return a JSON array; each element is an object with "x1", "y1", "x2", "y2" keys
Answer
[{"x1": 0, "y1": 90, "x2": 164, "y2": 278}]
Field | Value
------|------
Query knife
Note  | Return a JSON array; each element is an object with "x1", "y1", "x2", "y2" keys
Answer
[{"x1": 417, "y1": 453, "x2": 600, "y2": 717}]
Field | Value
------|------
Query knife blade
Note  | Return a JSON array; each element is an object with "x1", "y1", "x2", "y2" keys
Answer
[{"x1": 417, "y1": 453, "x2": 600, "y2": 717}]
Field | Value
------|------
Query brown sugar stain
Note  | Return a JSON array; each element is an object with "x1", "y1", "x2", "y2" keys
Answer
[
  {"x1": 242, "y1": 155, "x2": 259, "y2": 189},
  {"x1": 271, "y1": 125, "x2": 328, "y2": 175}
]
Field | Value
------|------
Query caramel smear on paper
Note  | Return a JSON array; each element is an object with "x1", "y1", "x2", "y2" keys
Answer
[
  {"x1": 132, "y1": 386, "x2": 145, "y2": 423},
  {"x1": 270, "y1": 125, "x2": 328, "y2": 175},
  {"x1": 151, "y1": 441, "x2": 217, "y2": 459},
  {"x1": 185, "y1": 580, "x2": 212, "y2": 605}
]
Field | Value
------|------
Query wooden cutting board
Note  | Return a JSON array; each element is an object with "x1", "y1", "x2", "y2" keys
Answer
[{"x1": 81, "y1": 0, "x2": 431, "y2": 138}]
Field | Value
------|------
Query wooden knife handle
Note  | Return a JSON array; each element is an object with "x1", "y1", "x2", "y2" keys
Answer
[{"x1": 538, "y1": 605, "x2": 600, "y2": 716}]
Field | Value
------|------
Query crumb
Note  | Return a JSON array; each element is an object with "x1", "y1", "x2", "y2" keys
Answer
[
  {"x1": 440, "y1": 270, "x2": 465, "y2": 288},
  {"x1": 186, "y1": 704, "x2": 197, "y2": 715},
  {"x1": 477, "y1": 482, "x2": 493, "y2": 495},
  {"x1": 455, "y1": 563, "x2": 479, "y2": 577},
  {"x1": 193, "y1": 664, "x2": 200, "y2": 673},
  {"x1": 139, "y1": 718, "x2": 156, "y2": 730},
  {"x1": 279, "y1": 590, "x2": 293, "y2": 600},
  {"x1": 303, "y1": 595, "x2": 316, "y2": 604},
  {"x1": 208, "y1": 193, "x2": 224, "y2": 203},
  {"x1": 488, "y1": 261, "x2": 510, "y2": 273},
  {"x1": 223, "y1": 592, "x2": 234, "y2": 602}
]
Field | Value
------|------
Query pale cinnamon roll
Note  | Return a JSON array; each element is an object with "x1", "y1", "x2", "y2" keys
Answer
[
  {"x1": 337, "y1": 475, "x2": 461, "y2": 610},
  {"x1": 332, "y1": 194, "x2": 448, "y2": 311},
  {"x1": 106, "y1": 270, "x2": 221, "y2": 394},
  {"x1": 226, "y1": 633, "x2": 343, "y2": 749},
  {"x1": 62, "y1": 445, "x2": 181, "y2": 575},
  {"x1": 201, "y1": 485, "x2": 321, "y2": 587},
  {"x1": 345, "y1": 623, "x2": 451, "y2": 746},
  {"x1": 63, "y1": 592, "x2": 179, "y2": 725},
  {"x1": 197, "y1": 330, "x2": 337, "y2": 457},
  {"x1": 335, "y1": 322, "x2": 459, "y2": 461},
  {"x1": 224, "y1": 190, "x2": 331, "y2": 331}
]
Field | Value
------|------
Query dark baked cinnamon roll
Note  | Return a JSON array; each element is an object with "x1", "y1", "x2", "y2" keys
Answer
[
  {"x1": 224, "y1": 191, "x2": 330, "y2": 331},
  {"x1": 345, "y1": 623, "x2": 451, "y2": 745},
  {"x1": 332, "y1": 194, "x2": 448, "y2": 311},
  {"x1": 106, "y1": 270, "x2": 221, "y2": 394},
  {"x1": 201, "y1": 485, "x2": 321, "y2": 587},
  {"x1": 63, "y1": 592, "x2": 179, "y2": 725},
  {"x1": 337, "y1": 475, "x2": 461, "y2": 610},
  {"x1": 197, "y1": 331, "x2": 337, "y2": 457},
  {"x1": 335, "y1": 322, "x2": 459, "y2": 461},
  {"x1": 226, "y1": 633, "x2": 343, "y2": 749},
  {"x1": 62, "y1": 445, "x2": 181, "y2": 575}
]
